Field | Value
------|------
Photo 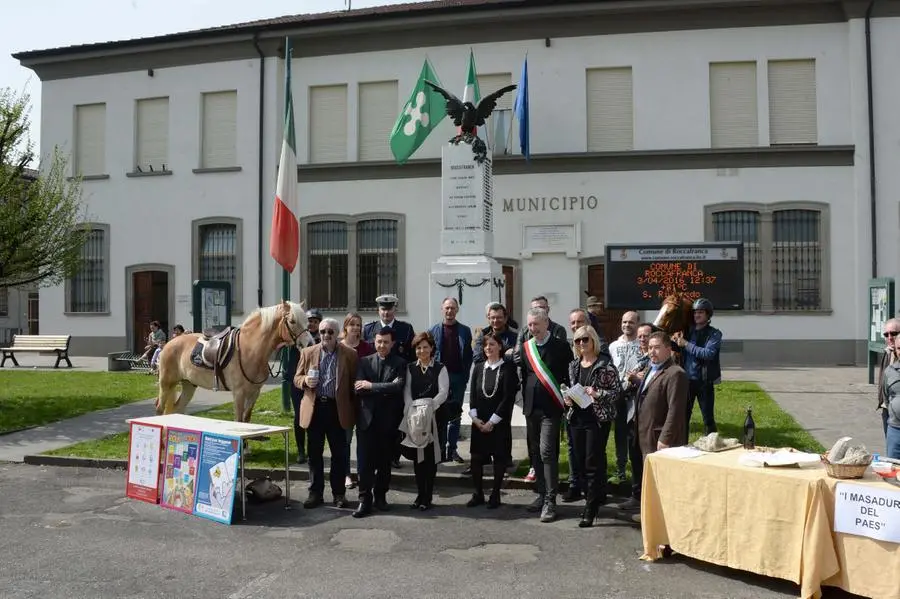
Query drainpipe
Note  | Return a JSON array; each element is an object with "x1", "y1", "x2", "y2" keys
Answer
[
  {"x1": 865, "y1": 0, "x2": 878, "y2": 278},
  {"x1": 253, "y1": 32, "x2": 266, "y2": 307}
]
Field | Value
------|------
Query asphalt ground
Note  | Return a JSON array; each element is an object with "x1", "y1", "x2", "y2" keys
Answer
[{"x1": 0, "y1": 463, "x2": 860, "y2": 599}]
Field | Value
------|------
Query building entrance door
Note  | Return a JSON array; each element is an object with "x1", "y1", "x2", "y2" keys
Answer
[
  {"x1": 586, "y1": 263, "x2": 626, "y2": 343},
  {"x1": 132, "y1": 271, "x2": 169, "y2": 353}
]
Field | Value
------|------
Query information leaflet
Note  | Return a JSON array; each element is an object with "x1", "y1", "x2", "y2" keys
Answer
[
  {"x1": 160, "y1": 428, "x2": 201, "y2": 514},
  {"x1": 125, "y1": 422, "x2": 163, "y2": 504},
  {"x1": 193, "y1": 432, "x2": 241, "y2": 524}
]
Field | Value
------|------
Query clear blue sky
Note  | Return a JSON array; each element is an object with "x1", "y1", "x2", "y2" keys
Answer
[{"x1": 1, "y1": 0, "x2": 402, "y2": 161}]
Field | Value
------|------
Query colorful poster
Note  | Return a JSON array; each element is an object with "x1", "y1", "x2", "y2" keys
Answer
[
  {"x1": 193, "y1": 432, "x2": 241, "y2": 524},
  {"x1": 160, "y1": 428, "x2": 201, "y2": 514},
  {"x1": 125, "y1": 423, "x2": 163, "y2": 504}
]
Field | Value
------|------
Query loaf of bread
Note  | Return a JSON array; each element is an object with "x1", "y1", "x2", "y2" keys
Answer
[{"x1": 827, "y1": 436, "x2": 872, "y2": 465}]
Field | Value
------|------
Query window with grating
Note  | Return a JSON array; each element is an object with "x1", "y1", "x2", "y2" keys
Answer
[
  {"x1": 309, "y1": 221, "x2": 349, "y2": 310},
  {"x1": 709, "y1": 62, "x2": 758, "y2": 148},
  {"x1": 309, "y1": 85, "x2": 348, "y2": 163},
  {"x1": 586, "y1": 67, "x2": 633, "y2": 152},
  {"x1": 712, "y1": 210, "x2": 762, "y2": 310},
  {"x1": 768, "y1": 59, "x2": 817, "y2": 145},
  {"x1": 74, "y1": 103, "x2": 106, "y2": 176},
  {"x1": 357, "y1": 219, "x2": 399, "y2": 311},
  {"x1": 199, "y1": 224, "x2": 237, "y2": 308},
  {"x1": 201, "y1": 90, "x2": 238, "y2": 168},
  {"x1": 772, "y1": 209, "x2": 821, "y2": 310},
  {"x1": 68, "y1": 228, "x2": 108, "y2": 313},
  {"x1": 135, "y1": 97, "x2": 169, "y2": 171}
]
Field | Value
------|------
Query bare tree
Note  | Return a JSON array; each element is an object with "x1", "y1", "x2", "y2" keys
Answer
[{"x1": 0, "y1": 87, "x2": 89, "y2": 289}]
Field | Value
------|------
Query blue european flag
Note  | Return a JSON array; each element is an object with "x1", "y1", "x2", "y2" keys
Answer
[{"x1": 514, "y1": 54, "x2": 530, "y2": 161}]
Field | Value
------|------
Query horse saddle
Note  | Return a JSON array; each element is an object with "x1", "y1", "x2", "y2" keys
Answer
[{"x1": 190, "y1": 328, "x2": 238, "y2": 388}]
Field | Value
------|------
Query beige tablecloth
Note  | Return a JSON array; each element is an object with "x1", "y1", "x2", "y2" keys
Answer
[{"x1": 640, "y1": 448, "x2": 900, "y2": 599}]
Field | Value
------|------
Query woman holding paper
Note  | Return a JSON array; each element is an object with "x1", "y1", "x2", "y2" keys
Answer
[
  {"x1": 466, "y1": 330, "x2": 517, "y2": 509},
  {"x1": 565, "y1": 325, "x2": 622, "y2": 528}
]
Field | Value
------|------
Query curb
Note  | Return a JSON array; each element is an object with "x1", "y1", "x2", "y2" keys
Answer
[{"x1": 21, "y1": 454, "x2": 635, "y2": 495}]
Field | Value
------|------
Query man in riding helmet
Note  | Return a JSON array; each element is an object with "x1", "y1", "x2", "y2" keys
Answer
[{"x1": 672, "y1": 298, "x2": 722, "y2": 435}]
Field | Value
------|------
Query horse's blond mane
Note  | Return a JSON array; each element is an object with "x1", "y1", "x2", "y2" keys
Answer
[{"x1": 242, "y1": 301, "x2": 308, "y2": 333}]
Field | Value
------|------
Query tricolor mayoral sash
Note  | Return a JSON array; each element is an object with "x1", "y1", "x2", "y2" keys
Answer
[{"x1": 523, "y1": 337, "x2": 565, "y2": 409}]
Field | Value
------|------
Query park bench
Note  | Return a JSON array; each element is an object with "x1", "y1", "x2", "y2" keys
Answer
[
  {"x1": 108, "y1": 351, "x2": 152, "y2": 372},
  {"x1": 0, "y1": 334, "x2": 73, "y2": 368}
]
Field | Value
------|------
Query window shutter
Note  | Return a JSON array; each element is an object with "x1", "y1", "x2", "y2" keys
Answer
[
  {"x1": 309, "y1": 85, "x2": 348, "y2": 163},
  {"x1": 477, "y1": 73, "x2": 513, "y2": 109},
  {"x1": 358, "y1": 81, "x2": 398, "y2": 161},
  {"x1": 586, "y1": 67, "x2": 633, "y2": 152},
  {"x1": 136, "y1": 97, "x2": 169, "y2": 170},
  {"x1": 709, "y1": 62, "x2": 758, "y2": 148},
  {"x1": 75, "y1": 103, "x2": 106, "y2": 176},
  {"x1": 768, "y1": 59, "x2": 817, "y2": 145},
  {"x1": 201, "y1": 91, "x2": 237, "y2": 168}
]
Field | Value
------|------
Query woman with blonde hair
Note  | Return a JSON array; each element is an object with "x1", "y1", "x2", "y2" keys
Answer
[{"x1": 565, "y1": 325, "x2": 621, "y2": 527}]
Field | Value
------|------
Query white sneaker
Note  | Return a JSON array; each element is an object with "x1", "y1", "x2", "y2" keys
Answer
[{"x1": 524, "y1": 467, "x2": 536, "y2": 483}]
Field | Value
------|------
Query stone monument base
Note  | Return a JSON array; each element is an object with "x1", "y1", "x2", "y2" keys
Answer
[{"x1": 429, "y1": 255, "x2": 503, "y2": 331}]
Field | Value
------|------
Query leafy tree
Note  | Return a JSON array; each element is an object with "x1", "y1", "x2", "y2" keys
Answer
[{"x1": 0, "y1": 87, "x2": 89, "y2": 289}]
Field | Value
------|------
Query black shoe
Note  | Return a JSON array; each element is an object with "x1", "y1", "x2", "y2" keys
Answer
[
  {"x1": 392, "y1": 459, "x2": 401, "y2": 469},
  {"x1": 462, "y1": 466, "x2": 472, "y2": 476},
  {"x1": 374, "y1": 497, "x2": 390, "y2": 511},
  {"x1": 352, "y1": 501, "x2": 372, "y2": 518},
  {"x1": 451, "y1": 452, "x2": 465, "y2": 464},
  {"x1": 410, "y1": 497, "x2": 422, "y2": 509},
  {"x1": 466, "y1": 493, "x2": 485, "y2": 507},
  {"x1": 303, "y1": 493, "x2": 323, "y2": 509},
  {"x1": 296, "y1": 453, "x2": 308, "y2": 465},
  {"x1": 561, "y1": 488, "x2": 583, "y2": 503},
  {"x1": 526, "y1": 494, "x2": 545, "y2": 513},
  {"x1": 418, "y1": 502, "x2": 432, "y2": 511},
  {"x1": 487, "y1": 493, "x2": 501, "y2": 509},
  {"x1": 333, "y1": 495, "x2": 350, "y2": 508},
  {"x1": 579, "y1": 507, "x2": 597, "y2": 528}
]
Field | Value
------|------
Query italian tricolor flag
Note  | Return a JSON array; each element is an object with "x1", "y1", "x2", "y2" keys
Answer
[
  {"x1": 270, "y1": 40, "x2": 300, "y2": 273},
  {"x1": 462, "y1": 49, "x2": 481, "y2": 135}
]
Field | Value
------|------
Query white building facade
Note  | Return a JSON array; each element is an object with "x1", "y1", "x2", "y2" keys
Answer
[{"x1": 14, "y1": 0, "x2": 900, "y2": 364}]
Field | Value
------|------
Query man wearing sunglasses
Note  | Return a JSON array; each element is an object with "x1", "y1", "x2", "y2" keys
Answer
[
  {"x1": 877, "y1": 319, "x2": 900, "y2": 444},
  {"x1": 294, "y1": 317, "x2": 359, "y2": 509}
]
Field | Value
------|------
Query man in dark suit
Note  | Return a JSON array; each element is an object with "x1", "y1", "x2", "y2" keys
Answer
[
  {"x1": 362, "y1": 293, "x2": 415, "y2": 468},
  {"x1": 516, "y1": 306, "x2": 571, "y2": 523},
  {"x1": 352, "y1": 327, "x2": 406, "y2": 517},
  {"x1": 362, "y1": 294, "x2": 415, "y2": 363},
  {"x1": 293, "y1": 317, "x2": 359, "y2": 509}
]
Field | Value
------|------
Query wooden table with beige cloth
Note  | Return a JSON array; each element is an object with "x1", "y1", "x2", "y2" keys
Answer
[{"x1": 640, "y1": 448, "x2": 900, "y2": 599}]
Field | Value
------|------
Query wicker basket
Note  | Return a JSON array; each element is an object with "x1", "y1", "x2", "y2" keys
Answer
[{"x1": 820, "y1": 454, "x2": 872, "y2": 479}]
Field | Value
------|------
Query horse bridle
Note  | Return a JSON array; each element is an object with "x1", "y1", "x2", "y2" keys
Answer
[{"x1": 235, "y1": 313, "x2": 309, "y2": 386}]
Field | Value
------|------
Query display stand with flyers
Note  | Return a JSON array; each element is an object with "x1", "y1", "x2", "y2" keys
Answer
[{"x1": 125, "y1": 414, "x2": 290, "y2": 522}]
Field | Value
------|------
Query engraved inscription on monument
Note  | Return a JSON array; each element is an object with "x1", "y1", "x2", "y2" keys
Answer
[{"x1": 441, "y1": 143, "x2": 493, "y2": 256}]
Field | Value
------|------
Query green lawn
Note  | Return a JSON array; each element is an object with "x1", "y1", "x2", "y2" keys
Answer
[
  {"x1": 45, "y1": 389, "x2": 292, "y2": 467},
  {"x1": 515, "y1": 381, "x2": 825, "y2": 478},
  {"x1": 44, "y1": 381, "x2": 824, "y2": 475},
  {"x1": 0, "y1": 371, "x2": 159, "y2": 434}
]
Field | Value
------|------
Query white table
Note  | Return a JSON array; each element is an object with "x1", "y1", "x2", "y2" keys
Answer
[{"x1": 126, "y1": 414, "x2": 292, "y2": 521}]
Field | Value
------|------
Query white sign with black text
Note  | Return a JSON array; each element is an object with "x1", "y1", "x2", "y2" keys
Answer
[{"x1": 833, "y1": 482, "x2": 900, "y2": 544}]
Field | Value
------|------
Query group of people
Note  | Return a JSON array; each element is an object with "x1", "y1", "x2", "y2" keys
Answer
[
  {"x1": 283, "y1": 292, "x2": 724, "y2": 526},
  {"x1": 141, "y1": 321, "x2": 186, "y2": 374}
]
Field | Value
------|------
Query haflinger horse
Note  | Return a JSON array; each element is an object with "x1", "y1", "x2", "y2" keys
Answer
[
  {"x1": 651, "y1": 293, "x2": 694, "y2": 364},
  {"x1": 155, "y1": 300, "x2": 311, "y2": 423}
]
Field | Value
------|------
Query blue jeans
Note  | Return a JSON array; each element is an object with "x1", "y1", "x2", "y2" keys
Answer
[
  {"x1": 687, "y1": 380, "x2": 717, "y2": 435},
  {"x1": 887, "y1": 424, "x2": 900, "y2": 460},
  {"x1": 441, "y1": 372, "x2": 467, "y2": 458}
]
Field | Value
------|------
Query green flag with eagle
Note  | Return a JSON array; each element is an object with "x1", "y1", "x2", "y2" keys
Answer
[{"x1": 390, "y1": 59, "x2": 446, "y2": 164}]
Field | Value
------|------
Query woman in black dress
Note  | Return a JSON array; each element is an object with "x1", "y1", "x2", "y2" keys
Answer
[
  {"x1": 466, "y1": 331, "x2": 517, "y2": 508},
  {"x1": 565, "y1": 325, "x2": 621, "y2": 527}
]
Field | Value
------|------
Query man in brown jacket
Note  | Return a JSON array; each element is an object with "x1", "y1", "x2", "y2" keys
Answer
[
  {"x1": 635, "y1": 331, "x2": 688, "y2": 457},
  {"x1": 294, "y1": 317, "x2": 359, "y2": 509}
]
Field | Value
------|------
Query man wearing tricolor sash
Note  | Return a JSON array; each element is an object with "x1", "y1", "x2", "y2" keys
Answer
[{"x1": 518, "y1": 307, "x2": 572, "y2": 523}]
